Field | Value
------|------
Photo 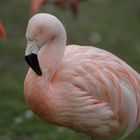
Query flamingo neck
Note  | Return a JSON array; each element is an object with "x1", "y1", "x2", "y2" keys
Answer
[{"x1": 38, "y1": 31, "x2": 66, "y2": 82}]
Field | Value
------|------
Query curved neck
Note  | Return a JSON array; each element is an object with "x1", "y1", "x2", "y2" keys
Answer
[{"x1": 38, "y1": 28, "x2": 67, "y2": 82}]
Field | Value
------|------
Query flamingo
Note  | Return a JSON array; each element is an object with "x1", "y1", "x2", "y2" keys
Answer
[
  {"x1": 30, "y1": 0, "x2": 48, "y2": 15},
  {"x1": 24, "y1": 13, "x2": 140, "y2": 140},
  {"x1": 31, "y1": 0, "x2": 86, "y2": 18},
  {"x1": 0, "y1": 21, "x2": 7, "y2": 41}
]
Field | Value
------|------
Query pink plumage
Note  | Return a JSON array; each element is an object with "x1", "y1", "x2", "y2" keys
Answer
[
  {"x1": 30, "y1": 0, "x2": 84, "y2": 18},
  {"x1": 0, "y1": 21, "x2": 7, "y2": 41},
  {"x1": 24, "y1": 13, "x2": 140, "y2": 140}
]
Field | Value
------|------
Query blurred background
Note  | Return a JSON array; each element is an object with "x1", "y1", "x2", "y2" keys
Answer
[{"x1": 0, "y1": 0, "x2": 140, "y2": 140}]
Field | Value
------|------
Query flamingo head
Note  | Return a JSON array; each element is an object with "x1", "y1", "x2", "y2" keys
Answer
[{"x1": 25, "y1": 13, "x2": 64, "y2": 76}]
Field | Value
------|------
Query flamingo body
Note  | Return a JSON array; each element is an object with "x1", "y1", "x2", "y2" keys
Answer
[
  {"x1": 24, "y1": 13, "x2": 140, "y2": 139},
  {"x1": 31, "y1": 0, "x2": 48, "y2": 15},
  {"x1": 0, "y1": 21, "x2": 7, "y2": 41},
  {"x1": 31, "y1": 0, "x2": 83, "y2": 18}
]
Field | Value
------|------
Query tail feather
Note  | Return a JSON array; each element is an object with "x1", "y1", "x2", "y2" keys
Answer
[{"x1": 119, "y1": 83, "x2": 138, "y2": 140}]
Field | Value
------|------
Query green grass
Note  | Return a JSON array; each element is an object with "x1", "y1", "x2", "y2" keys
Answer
[{"x1": 0, "y1": 0, "x2": 140, "y2": 140}]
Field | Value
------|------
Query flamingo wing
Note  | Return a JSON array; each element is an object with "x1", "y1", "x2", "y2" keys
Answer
[{"x1": 52, "y1": 45, "x2": 140, "y2": 138}]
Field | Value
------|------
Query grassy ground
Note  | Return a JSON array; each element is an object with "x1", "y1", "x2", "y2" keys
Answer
[{"x1": 0, "y1": 0, "x2": 140, "y2": 140}]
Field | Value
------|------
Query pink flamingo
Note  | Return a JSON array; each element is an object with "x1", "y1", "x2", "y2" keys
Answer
[
  {"x1": 30, "y1": 0, "x2": 86, "y2": 18},
  {"x1": 24, "y1": 13, "x2": 140, "y2": 140},
  {"x1": 30, "y1": 0, "x2": 48, "y2": 16},
  {"x1": 0, "y1": 21, "x2": 7, "y2": 41}
]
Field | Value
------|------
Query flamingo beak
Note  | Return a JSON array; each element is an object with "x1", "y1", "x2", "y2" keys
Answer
[{"x1": 25, "y1": 40, "x2": 42, "y2": 76}]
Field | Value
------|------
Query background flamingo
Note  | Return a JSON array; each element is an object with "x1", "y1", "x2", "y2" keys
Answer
[
  {"x1": 0, "y1": 21, "x2": 7, "y2": 41},
  {"x1": 31, "y1": 0, "x2": 87, "y2": 18},
  {"x1": 24, "y1": 13, "x2": 140, "y2": 140},
  {"x1": 30, "y1": 0, "x2": 48, "y2": 16}
]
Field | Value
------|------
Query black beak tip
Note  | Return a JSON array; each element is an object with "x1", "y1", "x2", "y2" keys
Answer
[
  {"x1": 36, "y1": 70, "x2": 42, "y2": 76},
  {"x1": 25, "y1": 54, "x2": 42, "y2": 76}
]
